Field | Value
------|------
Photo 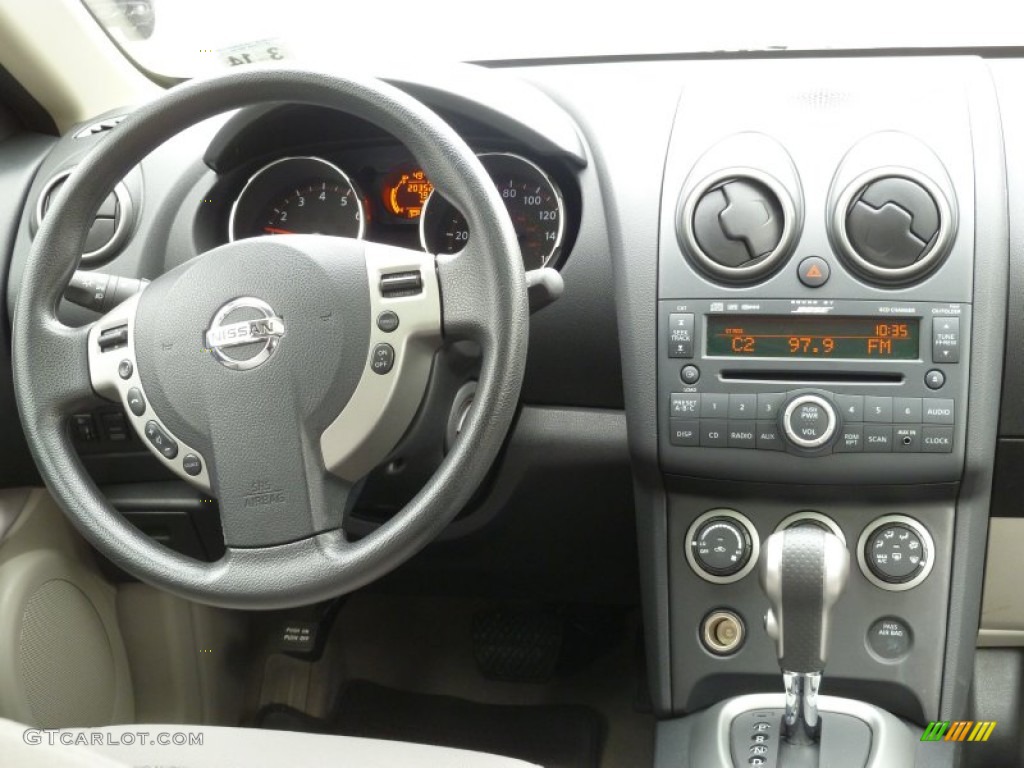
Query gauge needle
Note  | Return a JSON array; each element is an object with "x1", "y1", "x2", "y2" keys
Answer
[{"x1": 263, "y1": 226, "x2": 295, "y2": 235}]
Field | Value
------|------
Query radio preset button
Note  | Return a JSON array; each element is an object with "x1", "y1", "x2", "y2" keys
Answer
[
  {"x1": 835, "y1": 425, "x2": 864, "y2": 452},
  {"x1": 893, "y1": 398, "x2": 923, "y2": 423},
  {"x1": 670, "y1": 393, "x2": 701, "y2": 417},
  {"x1": 728, "y1": 423, "x2": 756, "y2": 449},
  {"x1": 757, "y1": 393, "x2": 785, "y2": 419},
  {"x1": 782, "y1": 394, "x2": 837, "y2": 449},
  {"x1": 669, "y1": 419, "x2": 700, "y2": 447},
  {"x1": 756, "y1": 421, "x2": 784, "y2": 451},
  {"x1": 923, "y1": 399, "x2": 954, "y2": 425},
  {"x1": 700, "y1": 420, "x2": 729, "y2": 447},
  {"x1": 701, "y1": 393, "x2": 729, "y2": 418},
  {"x1": 668, "y1": 313, "x2": 695, "y2": 358},
  {"x1": 834, "y1": 394, "x2": 864, "y2": 422},
  {"x1": 729, "y1": 394, "x2": 757, "y2": 420},
  {"x1": 864, "y1": 396, "x2": 893, "y2": 423},
  {"x1": 864, "y1": 425, "x2": 894, "y2": 452}
]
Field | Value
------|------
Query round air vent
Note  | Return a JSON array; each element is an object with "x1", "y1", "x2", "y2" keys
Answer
[
  {"x1": 678, "y1": 169, "x2": 797, "y2": 283},
  {"x1": 832, "y1": 169, "x2": 954, "y2": 284},
  {"x1": 35, "y1": 171, "x2": 133, "y2": 265}
]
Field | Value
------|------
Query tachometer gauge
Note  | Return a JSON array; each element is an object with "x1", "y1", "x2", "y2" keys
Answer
[
  {"x1": 229, "y1": 156, "x2": 365, "y2": 241},
  {"x1": 419, "y1": 153, "x2": 565, "y2": 270}
]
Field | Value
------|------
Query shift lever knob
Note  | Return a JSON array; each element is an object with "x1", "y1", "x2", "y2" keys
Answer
[
  {"x1": 760, "y1": 525, "x2": 849, "y2": 673},
  {"x1": 760, "y1": 524, "x2": 849, "y2": 744}
]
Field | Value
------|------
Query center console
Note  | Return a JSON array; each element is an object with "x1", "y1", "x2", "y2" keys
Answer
[{"x1": 616, "y1": 56, "x2": 1008, "y2": 767}]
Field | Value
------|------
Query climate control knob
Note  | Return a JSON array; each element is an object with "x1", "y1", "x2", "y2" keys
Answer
[{"x1": 782, "y1": 394, "x2": 838, "y2": 449}]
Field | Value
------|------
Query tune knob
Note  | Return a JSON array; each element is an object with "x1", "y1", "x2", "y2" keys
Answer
[{"x1": 782, "y1": 394, "x2": 838, "y2": 450}]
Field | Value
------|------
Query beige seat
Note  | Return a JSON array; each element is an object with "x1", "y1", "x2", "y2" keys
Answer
[{"x1": 1, "y1": 718, "x2": 540, "y2": 768}]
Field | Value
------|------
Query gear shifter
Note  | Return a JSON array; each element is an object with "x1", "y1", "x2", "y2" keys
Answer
[{"x1": 759, "y1": 525, "x2": 849, "y2": 745}]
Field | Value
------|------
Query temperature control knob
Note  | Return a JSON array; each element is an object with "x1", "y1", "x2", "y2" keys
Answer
[
  {"x1": 782, "y1": 394, "x2": 838, "y2": 449},
  {"x1": 691, "y1": 517, "x2": 752, "y2": 577}
]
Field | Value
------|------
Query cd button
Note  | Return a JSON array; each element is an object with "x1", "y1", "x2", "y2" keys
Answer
[
  {"x1": 728, "y1": 423, "x2": 756, "y2": 449},
  {"x1": 835, "y1": 425, "x2": 864, "y2": 452},
  {"x1": 864, "y1": 396, "x2": 893, "y2": 423},
  {"x1": 700, "y1": 393, "x2": 729, "y2": 418},
  {"x1": 728, "y1": 394, "x2": 757, "y2": 420},
  {"x1": 834, "y1": 394, "x2": 864, "y2": 422},
  {"x1": 700, "y1": 419, "x2": 728, "y2": 447},
  {"x1": 864, "y1": 425, "x2": 893, "y2": 452}
]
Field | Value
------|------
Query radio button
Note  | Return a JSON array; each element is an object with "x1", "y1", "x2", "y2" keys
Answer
[
  {"x1": 864, "y1": 425, "x2": 894, "y2": 452},
  {"x1": 923, "y1": 399, "x2": 955, "y2": 425},
  {"x1": 834, "y1": 394, "x2": 864, "y2": 422},
  {"x1": 757, "y1": 393, "x2": 786, "y2": 419},
  {"x1": 782, "y1": 395, "x2": 837, "y2": 449},
  {"x1": 932, "y1": 317, "x2": 960, "y2": 364},
  {"x1": 669, "y1": 419, "x2": 700, "y2": 447},
  {"x1": 922, "y1": 427, "x2": 954, "y2": 453},
  {"x1": 728, "y1": 423, "x2": 756, "y2": 449},
  {"x1": 893, "y1": 398, "x2": 923, "y2": 423},
  {"x1": 700, "y1": 420, "x2": 729, "y2": 447},
  {"x1": 701, "y1": 393, "x2": 729, "y2": 418},
  {"x1": 668, "y1": 313, "x2": 695, "y2": 358},
  {"x1": 756, "y1": 422, "x2": 785, "y2": 451},
  {"x1": 864, "y1": 397, "x2": 893, "y2": 423},
  {"x1": 729, "y1": 394, "x2": 757, "y2": 420},
  {"x1": 894, "y1": 426, "x2": 922, "y2": 452},
  {"x1": 671, "y1": 393, "x2": 701, "y2": 417},
  {"x1": 835, "y1": 425, "x2": 864, "y2": 452}
]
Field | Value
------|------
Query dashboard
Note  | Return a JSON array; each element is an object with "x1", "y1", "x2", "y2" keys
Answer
[{"x1": 1, "y1": 52, "x2": 1024, "y2": 763}]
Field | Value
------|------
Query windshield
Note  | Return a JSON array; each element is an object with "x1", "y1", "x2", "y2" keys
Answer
[{"x1": 83, "y1": 0, "x2": 1017, "y2": 80}]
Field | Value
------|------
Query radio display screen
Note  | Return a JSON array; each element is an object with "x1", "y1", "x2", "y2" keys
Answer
[{"x1": 706, "y1": 315, "x2": 920, "y2": 360}]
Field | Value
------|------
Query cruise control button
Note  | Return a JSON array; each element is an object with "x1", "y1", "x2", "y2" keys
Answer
[
  {"x1": 376, "y1": 310, "x2": 400, "y2": 333},
  {"x1": 700, "y1": 393, "x2": 729, "y2": 418},
  {"x1": 728, "y1": 423, "x2": 756, "y2": 449},
  {"x1": 669, "y1": 419, "x2": 699, "y2": 447},
  {"x1": 118, "y1": 359, "x2": 133, "y2": 380},
  {"x1": 370, "y1": 343, "x2": 395, "y2": 375},
  {"x1": 864, "y1": 425, "x2": 893, "y2": 452},
  {"x1": 670, "y1": 393, "x2": 700, "y2": 417},
  {"x1": 126, "y1": 388, "x2": 146, "y2": 416},
  {"x1": 700, "y1": 419, "x2": 728, "y2": 447},
  {"x1": 923, "y1": 399, "x2": 954, "y2": 425},
  {"x1": 756, "y1": 421, "x2": 784, "y2": 451},
  {"x1": 922, "y1": 427, "x2": 954, "y2": 453},
  {"x1": 182, "y1": 454, "x2": 203, "y2": 476},
  {"x1": 864, "y1": 397, "x2": 893, "y2": 423},
  {"x1": 835, "y1": 425, "x2": 864, "y2": 453},
  {"x1": 894, "y1": 426, "x2": 922, "y2": 452},
  {"x1": 143, "y1": 421, "x2": 178, "y2": 459},
  {"x1": 728, "y1": 394, "x2": 757, "y2": 420}
]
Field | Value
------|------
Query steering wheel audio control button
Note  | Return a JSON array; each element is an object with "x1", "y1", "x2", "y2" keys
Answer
[
  {"x1": 143, "y1": 421, "x2": 178, "y2": 459},
  {"x1": 182, "y1": 454, "x2": 203, "y2": 477},
  {"x1": 376, "y1": 310, "x2": 399, "y2": 333},
  {"x1": 118, "y1": 359, "x2": 133, "y2": 379},
  {"x1": 370, "y1": 343, "x2": 395, "y2": 375},
  {"x1": 126, "y1": 387, "x2": 146, "y2": 416},
  {"x1": 782, "y1": 394, "x2": 837, "y2": 449}
]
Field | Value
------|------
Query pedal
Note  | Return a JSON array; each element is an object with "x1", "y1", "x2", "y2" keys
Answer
[{"x1": 472, "y1": 609, "x2": 563, "y2": 683}]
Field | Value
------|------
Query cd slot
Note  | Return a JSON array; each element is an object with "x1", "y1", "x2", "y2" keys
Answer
[{"x1": 720, "y1": 370, "x2": 904, "y2": 385}]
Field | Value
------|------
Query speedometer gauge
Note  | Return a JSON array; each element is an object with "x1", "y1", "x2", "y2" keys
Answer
[
  {"x1": 419, "y1": 153, "x2": 565, "y2": 270},
  {"x1": 229, "y1": 156, "x2": 365, "y2": 242}
]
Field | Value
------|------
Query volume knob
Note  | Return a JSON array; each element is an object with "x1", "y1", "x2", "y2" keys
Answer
[{"x1": 782, "y1": 394, "x2": 838, "y2": 449}]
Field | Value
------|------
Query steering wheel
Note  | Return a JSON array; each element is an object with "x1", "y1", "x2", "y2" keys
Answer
[{"x1": 11, "y1": 69, "x2": 528, "y2": 609}]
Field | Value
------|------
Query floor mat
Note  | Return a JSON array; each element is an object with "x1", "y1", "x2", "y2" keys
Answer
[{"x1": 256, "y1": 680, "x2": 604, "y2": 768}]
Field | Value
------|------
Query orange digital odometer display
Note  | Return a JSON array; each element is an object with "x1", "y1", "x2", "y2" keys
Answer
[
  {"x1": 381, "y1": 168, "x2": 433, "y2": 219},
  {"x1": 706, "y1": 316, "x2": 920, "y2": 359}
]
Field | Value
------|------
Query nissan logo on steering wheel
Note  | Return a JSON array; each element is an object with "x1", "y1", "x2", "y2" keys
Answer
[{"x1": 204, "y1": 297, "x2": 285, "y2": 371}]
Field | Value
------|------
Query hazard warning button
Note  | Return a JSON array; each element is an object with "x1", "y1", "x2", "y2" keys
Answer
[{"x1": 798, "y1": 256, "x2": 830, "y2": 288}]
